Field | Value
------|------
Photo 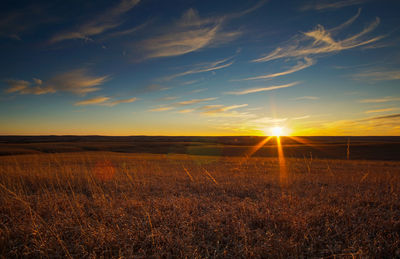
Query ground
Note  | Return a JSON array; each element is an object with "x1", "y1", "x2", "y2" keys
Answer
[{"x1": 0, "y1": 151, "x2": 399, "y2": 258}]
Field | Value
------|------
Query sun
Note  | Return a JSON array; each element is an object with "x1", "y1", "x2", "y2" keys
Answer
[
  {"x1": 260, "y1": 126, "x2": 290, "y2": 137},
  {"x1": 271, "y1": 126, "x2": 283, "y2": 136},
  {"x1": 270, "y1": 126, "x2": 291, "y2": 137}
]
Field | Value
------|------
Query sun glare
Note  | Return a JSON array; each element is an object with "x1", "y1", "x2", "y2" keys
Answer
[{"x1": 271, "y1": 126, "x2": 284, "y2": 137}]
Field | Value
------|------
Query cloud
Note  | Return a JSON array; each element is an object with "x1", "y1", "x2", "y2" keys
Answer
[
  {"x1": 104, "y1": 20, "x2": 149, "y2": 39},
  {"x1": 297, "y1": 111, "x2": 400, "y2": 135},
  {"x1": 202, "y1": 104, "x2": 248, "y2": 114},
  {"x1": 75, "y1": 96, "x2": 110, "y2": 106},
  {"x1": 302, "y1": 115, "x2": 400, "y2": 135},
  {"x1": 199, "y1": 105, "x2": 223, "y2": 110},
  {"x1": 107, "y1": 97, "x2": 137, "y2": 106},
  {"x1": 301, "y1": 0, "x2": 370, "y2": 11},
  {"x1": 156, "y1": 96, "x2": 179, "y2": 101},
  {"x1": 148, "y1": 97, "x2": 217, "y2": 112},
  {"x1": 292, "y1": 115, "x2": 311, "y2": 120},
  {"x1": 164, "y1": 56, "x2": 234, "y2": 81},
  {"x1": 4, "y1": 69, "x2": 109, "y2": 95},
  {"x1": 139, "y1": 22, "x2": 231, "y2": 59},
  {"x1": 292, "y1": 96, "x2": 319, "y2": 100},
  {"x1": 177, "y1": 109, "x2": 195, "y2": 113},
  {"x1": 199, "y1": 104, "x2": 252, "y2": 118},
  {"x1": 359, "y1": 97, "x2": 400, "y2": 103},
  {"x1": 4, "y1": 79, "x2": 56, "y2": 95},
  {"x1": 74, "y1": 96, "x2": 137, "y2": 106},
  {"x1": 176, "y1": 97, "x2": 217, "y2": 106},
  {"x1": 181, "y1": 80, "x2": 199, "y2": 86},
  {"x1": 225, "y1": 82, "x2": 298, "y2": 95},
  {"x1": 253, "y1": 10, "x2": 383, "y2": 62},
  {"x1": 46, "y1": 69, "x2": 109, "y2": 95},
  {"x1": 359, "y1": 113, "x2": 400, "y2": 122},
  {"x1": 353, "y1": 69, "x2": 400, "y2": 81},
  {"x1": 365, "y1": 108, "x2": 398, "y2": 114},
  {"x1": 4, "y1": 80, "x2": 32, "y2": 94},
  {"x1": 245, "y1": 57, "x2": 314, "y2": 80},
  {"x1": 50, "y1": 0, "x2": 140, "y2": 43},
  {"x1": 149, "y1": 107, "x2": 174, "y2": 112},
  {"x1": 137, "y1": 2, "x2": 265, "y2": 59},
  {"x1": 191, "y1": 88, "x2": 207, "y2": 93}
]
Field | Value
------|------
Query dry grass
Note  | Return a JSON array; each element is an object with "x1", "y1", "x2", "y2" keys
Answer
[{"x1": 0, "y1": 152, "x2": 399, "y2": 258}]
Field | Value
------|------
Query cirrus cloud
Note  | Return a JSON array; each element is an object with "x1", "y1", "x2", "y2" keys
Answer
[
  {"x1": 49, "y1": 0, "x2": 140, "y2": 43},
  {"x1": 137, "y1": 1, "x2": 265, "y2": 60},
  {"x1": 75, "y1": 96, "x2": 137, "y2": 106},
  {"x1": 225, "y1": 82, "x2": 298, "y2": 95},
  {"x1": 253, "y1": 10, "x2": 383, "y2": 63},
  {"x1": 4, "y1": 69, "x2": 109, "y2": 95}
]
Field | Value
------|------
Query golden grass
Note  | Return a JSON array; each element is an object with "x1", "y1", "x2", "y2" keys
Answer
[{"x1": 0, "y1": 152, "x2": 399, "y2": 258}]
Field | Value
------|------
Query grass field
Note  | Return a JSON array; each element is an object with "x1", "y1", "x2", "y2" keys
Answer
[{"x1": 1, "y1": 151, "x2": 399, "y2": 258}]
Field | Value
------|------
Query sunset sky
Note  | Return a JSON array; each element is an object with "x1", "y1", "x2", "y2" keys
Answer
[{"x1": 1, "y1": 0, "x2": 400, "y2": 136}]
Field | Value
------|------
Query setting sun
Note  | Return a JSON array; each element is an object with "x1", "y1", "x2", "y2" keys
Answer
[{"x1": 270, "y1": 126, "x2": 287, "y2": 137}]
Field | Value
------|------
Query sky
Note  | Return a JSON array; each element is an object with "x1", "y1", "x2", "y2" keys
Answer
[{"x1": 1, "y1": 0, "x2": 400, "y2": 136}]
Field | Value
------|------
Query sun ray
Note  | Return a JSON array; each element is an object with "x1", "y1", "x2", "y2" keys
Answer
[
  {"x1": 276, "y1": 136, "x2": 288, "y2": 188},
  {"x1": 246, "y1": 136, "x2": 273, "y2": 158},
  {"x1": 288, "y1": 136, "x2": 324, "y2": 153}
]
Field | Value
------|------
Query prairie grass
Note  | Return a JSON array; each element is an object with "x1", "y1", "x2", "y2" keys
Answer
[{"x1": 0, "y1": 152, "x2": 399, "y2": 258}]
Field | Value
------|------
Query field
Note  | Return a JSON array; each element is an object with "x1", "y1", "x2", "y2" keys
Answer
[{"x1": 0, "y1": 137, "x2": 400, "y2": 258}]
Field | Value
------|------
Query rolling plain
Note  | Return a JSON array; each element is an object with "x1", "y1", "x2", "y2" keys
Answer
[{"x1": 0, "y1": 136, "x2": 399, "y2": 258}]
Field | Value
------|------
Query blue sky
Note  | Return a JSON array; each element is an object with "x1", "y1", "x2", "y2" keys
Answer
[{"x1": 1, "y1": 0, "x2": 400, "y2": 135}]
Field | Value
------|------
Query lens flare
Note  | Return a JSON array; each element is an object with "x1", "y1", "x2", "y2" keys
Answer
[{"x1": 271, "y1": 126, "x2": 284, "y2": 136}]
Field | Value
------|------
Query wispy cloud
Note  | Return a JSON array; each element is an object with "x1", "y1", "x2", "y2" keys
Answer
[
  {"x1": 103, "y1": 20, "x2": 149, "y2": 39},
  {"x1": 4, "y1": 69, "x2": 109, "y2": 95},
  {"x1": 253, "y1": 10, "x2": 383, "y2": 62},
  {"x1": 303, "y1": 114, "x2": 400, "y2": 135},
  {"x1": 45, "y1": 69, "x2": 109, "y2": 95},
  {"x1": 198, "y1": 104, "x2": 252, "y2": 118},
  {"x1": 245, "y1": 57, "x2": 314, "y2": 80},
  {"x1": 176, "y1": 97, "x2": 217, "y2": 106},
  {"x1": 292, "y1": 115, "x2": 311, "y2": 120},
  {"x1": 359, "y1": 97, "x2": 400, "y2": 103},
  {"x1": 202, "y1": 104, "x2": 248, "y2": 114},
  {"x1": 181, "y1": 80, "x2": 199, "y2": 86},
  {"x1": 4, "y1": 80, "x2": 33, "y2": 94},
  {"x1": 148, "y1": 97, "x2": 217, "y2": 112},
  {"x1": 292, "y1": 96, "x2": 320, "y2": 100},
  {"x1": 107, "y1": 97, "x2": 137, "y2": 106},
  {"x1": 365, "y1": 108, "x2": 398, "y2": 114},
  {"x1": 177, "y1": 109, "x2": 195, "y2": 113},
  {"x1": 225, "y1": 82, "x2": 298, "y2": 95},
  {"x1": 191, "y1": 88, "x2": 207, "y2": 93},
  {"x1": 359, "y1": 113, "x2": 400, "y2": 122},
  {"x1": 301, "y1": 0, "x2": 370, "y2": 11},
  {"x1": 75, "y1": 96, "x2": 137, "y2": 106},
  {"x1": 137, "y1": 2, "x2": 265, "y2": 59},
  {"x1": 138, "y1": 13, "x2": 233, "y2": 59},
  {"x1": 149, "y1": 107, "x2": 174, "y2": 112},
  {"x1": 50, "y1": 0, "x2": 140, "y2": 43},
  {"x1": 354, "y1": 69, "x2": 400, "y2": 81},
  {"x1": 156, "y1": 96, "x2": 179, "y2": 101},
  {"x1": 164, "y1": 56, "x2": 234, "y2": 81},
  {"x1": 75, "y1": 96, "x2": 110, "y2": 106}
]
